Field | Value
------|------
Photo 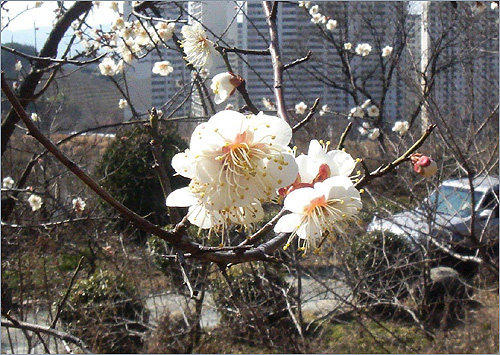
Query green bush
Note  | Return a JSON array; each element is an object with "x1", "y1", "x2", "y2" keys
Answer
[
  {"x1": 95, "y1": 127, "x2": 188, "y2": 240},
  {"x1": 343, "y1": 231, "x2": 421, "y2": 307},
  {"x1": 60, "y1": 270, "x2": 148, "y2": 353}
]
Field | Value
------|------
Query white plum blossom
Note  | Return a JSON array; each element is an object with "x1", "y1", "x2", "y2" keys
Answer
[
  {"x1": 152, "y1": 61, "x2": 174, "y2": 76},
  {"x1": 262, "y1": 97, "x2": 276, "y2": 110},
  {"x1": 355, "y1": 43, "x2": 372, "y2": 56},
  {"x1": 392, "y1": 121, "x2": 409, "y2": 136},
  {"x1": 382, "y1": 45, "x2": 393, "y2": 57},
  {"x1": 292, "y1": 139, "x2": 357, "y2": 185},
  {"x1": 367, "y1": 105, "x2": 379, "y2": 117},
  {"x1": 28, "y1": 194, "x2": 43, "y2": 211},
  {"x1": 15, "y1": 60, "x2": 22, "y2": 71},
  {"x1": 309, "y1": 5, "x2": 320, "y2": 15},
  {"x1": 118, "y1": 99, "x2": 128, "y2": 109},
  {"x1": 181, "y1": 22, "x2": 217, "y2": 69},
  {"x1": 111, "y1": 17, "x2": 125, "y2": 31},
  {"x1": 310, "y1": 13, "x2": 323, "y2": 24},
  {"x1": 492, "y1": 2, "x2": 499, "y2": 10},
  {"x1": 210, "y1": 72, "x2": 243, "y2": 104},
  {"x1": 275, "y1": 176, "x2": 362, "y2": 253},
  {"x1": 319, "y1": 104, "x2": 329, "y2": 116},
  {"x1": 31, "y1": 113, "x2": 40, "y2": 122},
  {"x1": 3, "y1": 177, "x2": 14, "y2": 189},
  {"x1": 326, "y1": 19, "x2": 337, "y2": 31},
  {"x1": 344, "y1": 42, "x2": 352, "y2": 50},
  {"x1": 72, "y1": 197, "x2": 86, "y2": 213},
  {"x1": 295, "y1": 101, "x2": 308, "y2": 115},
  {"x1": 298, "y1": 1, "x2": 311, "y2": 8},
  {"x1": 358, "y1": 127, "x2": 369, "y2": 136},
  {"x1": 166, "y1": 111, "x2": 298, "y2": 228},
  {"x1": 99, "y1": 57, "x2": 120, "y2": 76},
  {"x1": 349, "y1": 106, "x2": 364, "y2": 119},
  {"x1": 109, "y1": 1, "x2": 119, "y2": 11},
  {"x1": 368, "y1": 128, "x2": 380, "y2": 140},
  {"x1": 155, "y1": 22, "x2": 175, "y2": 42}
]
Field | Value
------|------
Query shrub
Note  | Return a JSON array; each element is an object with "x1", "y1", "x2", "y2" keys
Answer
[
  {"x1": 210, "y1": 263, "x2": 301, "y2": 351},
  {"x1": 342, "y1": 230, "x2": 421, "y2": 308},
  {"x1": 60, "y1": 270, "x2": 148, "y2": 353},
  {"x1": 95, "y1": 127, "x2": 188, "y2": 240}
]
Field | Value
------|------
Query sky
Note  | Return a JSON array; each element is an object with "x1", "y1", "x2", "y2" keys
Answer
[{"x1": 2, "y1": 1, "x2": 122, "y2": 31}]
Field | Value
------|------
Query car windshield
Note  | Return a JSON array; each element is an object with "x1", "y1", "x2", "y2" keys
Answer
[{"x1": 427, "y1": 185, "x2": 483, "y2": 218}]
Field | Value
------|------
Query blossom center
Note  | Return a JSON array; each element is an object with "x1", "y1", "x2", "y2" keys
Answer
[{"x1": 304, "y1": 196, "x2": 328, "y2": 216}]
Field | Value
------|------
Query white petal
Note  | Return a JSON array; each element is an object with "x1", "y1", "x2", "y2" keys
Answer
[
  {"x1": 187, "y1": 204, "x2": 213, "y2": 229},
  {"x1": 171, "y1": 150, "x2": 196, "y2": 178},
  {"x1": 253, "y1": 112, "x2": 292, "y2": 147},
  {"x1": 264, "y1": 152, "x2": 299, "y2": 188},
  {"x1": 274, "y1": 213, "x2": 302, "y2": 233},
  {"x1": 327, "y1": 150, "x2": 356, "y2": 176},
  {"x1": 284, "y1": 187, "x2": 323, "y2": 214},
  {"x1": 166, "y1": 187, "x2": 199, "y2": 207}
]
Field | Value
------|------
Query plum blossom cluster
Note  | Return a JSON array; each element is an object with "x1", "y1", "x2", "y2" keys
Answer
[
  {"x1": 275, "y1": 140, "x2": 362, "y2": 253},
  {"x1": 166, "y1": 110, "x2": 298, "y2": 229},
  {"x1": 300, "y1": 2, "x2": 337, "y2": 31},
  {"x1": 348, "y1": 99, "x2": 379, "y2": 120},
  {"x1": 358, "y1": 122, "x2": 381, "y2": 141}
]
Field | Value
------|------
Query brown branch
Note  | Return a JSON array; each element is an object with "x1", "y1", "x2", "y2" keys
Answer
[
  {"x1": 337, "y1": 122, "x2": 353, "y2": 150},
  {"x1": 292, "y1": 97, "x2": 321, "y2": 133},
  {"x1": 1, "y1": 319, "x2": 92, "y2": 354},
  {"x1": 263, "y1": 1, "x2": 290, "y2": 124},
  {"x1": 146, "y1": 107, "x2": 181, "y2": 223},
  {"x1": 1, "y1": 45, "x2": 105, "y2": 66},
  {"x1": 284, "y1": 50, "x2": 312, "y2": 71},
  {"x1": 215, "y1": 45, "x2": 270, "y2": 56},
  {"x1": 355, "y1": 124, "x2": 437, "y2": 189}
]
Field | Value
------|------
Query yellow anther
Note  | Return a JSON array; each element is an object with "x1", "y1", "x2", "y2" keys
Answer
[{"x1": 360, "y1": 189, "x2": 365, "y2": 194}]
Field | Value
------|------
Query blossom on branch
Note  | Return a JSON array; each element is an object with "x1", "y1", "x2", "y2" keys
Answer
[
  {"x1": 181, "y1": 22, "x2": 217, "y2": 69},
  {"x1": 118, "y1": 99, "x2": 128, "y2": 109},
  {"x1": 72, "y1": 197, "x2": 86, "y2": 213},
  {"x1": 152, "y1": 61, "x2": 174, "y2": 76},
  {"x1": 392, "y1": 121, "x2": 409, "y2": 136},
  {"x1": 349, "y1": 106, "x2": 364, "y2": 119},
  {"x1": 368, "y1": 128, "x2": 380, "y2": 140},
  {"x1": 411, "y1": 153, "x2": 437, "y2": 178},
  {"x1": 210, "y1": 72, "x2": 244, "y2": 104},
  {"x1": 31, "y1": 113, "x2": 40, "y2": 122},
  {"x1": 355, "y1": 43, "x2": 372, "y2": 56},
  {"x1": 299, "y1": 1, "x2": 311, "y2": 9},
  {"x1": 28, "y1": 194, "x2": 43, "y2": 211},
  {"x1": 167, "y1": 111, "x2": 298, "y2": 229},
  {"x1": 275, "y1": 176, "x2": 362, "y2": 254},
  {"x1": 367, "y1": 105, "x2": 379, "y2": 117},
  {"x1": 344, "y1": 42, "x2": 352, "y2": 50},
  {"x1": 295, "y1": 101, "x2": 308, "y2": 115},
  {"x1": 326, "y1": 19, "x2": 338, "y2": 31},
  {"x1": 15, "y1": 60, "x2": 22, "y2": 71},
  {"x1": 99, "y1": 57, "x2": 121, "y2": 76},
  {"x1": 382, "y1": 45, "x2": 393, "y2": 57},
  {"x1": 3, "y1": 177, "x2": 14, "y2": 189}
]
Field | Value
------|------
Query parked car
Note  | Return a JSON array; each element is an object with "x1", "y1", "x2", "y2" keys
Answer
[{"x1": 367, "y1": 175, "x2": 499, "y2": 247}]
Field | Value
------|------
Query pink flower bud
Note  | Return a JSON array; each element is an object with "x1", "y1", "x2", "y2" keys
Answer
[{"x1": 410, "y1": 153, "x2": 437, "y2": 178}]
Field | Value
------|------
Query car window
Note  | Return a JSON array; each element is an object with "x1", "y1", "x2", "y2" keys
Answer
[
  {"x1": 428, "y1": 185, "x2": 483, "y2": 218},
  {"x1": 481, "y1": 190, "x2": 499, "y2": 218}
]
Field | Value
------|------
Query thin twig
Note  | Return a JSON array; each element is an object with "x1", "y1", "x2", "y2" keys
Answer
[
  {"x1": 337, "y1": 122, "x2": 353, "y2": 150},
  {"x1": 284, "y1": 50, "x2": 312, "y2": 71},
  {"x1": 51, "y1": 256, "x2": 85, "y2": 328},
  {"x1": 292, "y1": 97, "x2": 321, "y2": 133}
]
